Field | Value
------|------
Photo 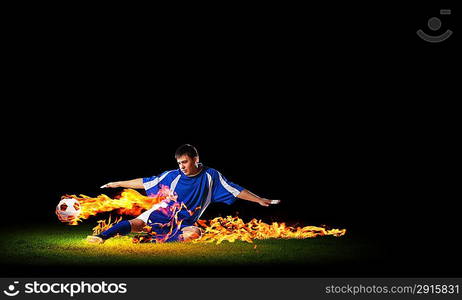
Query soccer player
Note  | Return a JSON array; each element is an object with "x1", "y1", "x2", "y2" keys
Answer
[{"x1": 86, "y1": 144, "x2": 280, "y2": 243}]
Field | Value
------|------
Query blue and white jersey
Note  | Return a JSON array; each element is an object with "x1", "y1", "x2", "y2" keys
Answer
[{"x1": 139, "y1": 166, "x2": 244, "y2": 227}]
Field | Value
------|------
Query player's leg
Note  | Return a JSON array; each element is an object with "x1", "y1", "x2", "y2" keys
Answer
[
  {"x1": 85, "y1": 220, "x2": 133, "y2": 244},
  {"x1": 128, "y1": 219, "x2": 146, "y2": 233},
  {"x1": 86, "y1": 212, "x2": 150, "y2": 244},
  {"x1": 161, "y1": 225, "x2": 202, "y2": 243},
  {"x1": 179, "y1": 226, "x2": 203, "y2": 242}
]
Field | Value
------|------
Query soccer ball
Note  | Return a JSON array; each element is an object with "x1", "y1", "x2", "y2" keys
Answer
[{"x1": 56, "y1": 198, "x2": 81, "y2": 223}]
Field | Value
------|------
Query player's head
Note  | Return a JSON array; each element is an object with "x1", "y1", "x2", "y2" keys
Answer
[{"x1": 175, "y1": 144, "x2": 200, "y2": 176}]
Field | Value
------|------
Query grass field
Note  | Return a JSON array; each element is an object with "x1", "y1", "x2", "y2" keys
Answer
[{"x1": 0, "y1": 222, "x2": 388, "y2": 277}]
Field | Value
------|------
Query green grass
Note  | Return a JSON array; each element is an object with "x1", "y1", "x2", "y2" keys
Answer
[
  {"x1": 0, "y1": 223, "x2": 386, "y2": 276},
  {"x1": 1, "y1": 223, "x2": 374, "y2": 265}
]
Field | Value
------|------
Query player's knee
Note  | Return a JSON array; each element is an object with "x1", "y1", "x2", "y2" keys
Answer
[
  {"x1": 129, "y1": 219, "x2": 146, "y2": 233},
  {"x1": 180, "y1": 226, "x2": 202, "y2": 242}
]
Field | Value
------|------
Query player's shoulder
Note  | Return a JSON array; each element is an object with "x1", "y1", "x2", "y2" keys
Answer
[
  {"x1": 144, "y1": 169, "x2": 180, "y2": 183},
  {"x1": 158, "y1": 169, "x2": 181, "y2": 178},
  {"x1": 166, "y1": 169, "x2": 181, "y2": 176},
  {"x1": 204, "y1": 167, "x2": 221, "y2": 177}
]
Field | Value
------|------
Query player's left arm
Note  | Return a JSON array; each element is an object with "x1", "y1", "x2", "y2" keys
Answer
[{"x1": 236, "y1": 189, "x2": 280, "y2": 207}]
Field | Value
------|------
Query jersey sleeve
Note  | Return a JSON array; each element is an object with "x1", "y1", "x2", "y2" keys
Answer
[
  {"x1": 143, "y1": 170, "x2": 174, "y2": 196},
  {"x1": 211, "y1": 170, "x2": 245, "y2": 205}
]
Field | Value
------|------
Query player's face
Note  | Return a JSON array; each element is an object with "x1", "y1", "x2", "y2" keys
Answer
[{"x1": 177, "y1": 155, "x2": 199, "y2": 176}]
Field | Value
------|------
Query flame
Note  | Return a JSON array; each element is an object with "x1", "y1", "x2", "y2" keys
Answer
[
  {"x1": 143, "y1": 193, "x2": 201, "y2": 243},
  {"x1": 62, "y1": 187, "x2": 171, "y2": 225},
  {"x1": 129, "y1": 216, "x2": 346, "y2": 244},
  {"x1": 61, "y1": 186, "x2": 346, "y2": 244},
  {"x1": 193, "y1": 216, "x2": 346, "y2": 244},
  {"x1": 92, "y1": 215, "x2": 123, "y2": 236},
  {"x1": 87, "y1": 188, "x2": 201, "y2": 243}
]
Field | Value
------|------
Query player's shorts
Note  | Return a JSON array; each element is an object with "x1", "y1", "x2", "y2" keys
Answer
[
  {"x1": 135, "y1": 201, "x2": 168, "y2": 223},
  {"x1": 134, "y1": 203, "x2": 202, "y2": 242}
]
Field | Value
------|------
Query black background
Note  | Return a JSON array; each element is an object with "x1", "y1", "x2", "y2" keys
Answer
[{"x1": 2, "y1": 2, "x2": 459, "y2": 277}]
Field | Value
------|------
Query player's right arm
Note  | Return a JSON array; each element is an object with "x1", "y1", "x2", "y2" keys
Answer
[{"x1": 100, "y1": 178, "x2": 144, "y2": 189}]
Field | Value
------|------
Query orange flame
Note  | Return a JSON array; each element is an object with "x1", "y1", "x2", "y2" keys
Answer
[
  {"x1": 193, "y1": 216, "x2": 346, "y2": 244},
  {"x1": 62, "y1": 188, "x2": 170, "y2": 225},
  {"x1": 143, "y1": 193, "x2": 201, "y2": 243},
  {"x1": 61, "y1": 187, "x2": 346, "y2": 243},
  {"x1": 129, "y1": 216, "x2": 346, "y2": 244},
  {"x1": 92, "y1": 215, "x2": 123, "y2": 236}
]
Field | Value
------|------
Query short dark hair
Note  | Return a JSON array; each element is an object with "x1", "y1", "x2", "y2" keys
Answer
[{"x1": 175, "y1": 144, "x2": 199, "y2": 159}]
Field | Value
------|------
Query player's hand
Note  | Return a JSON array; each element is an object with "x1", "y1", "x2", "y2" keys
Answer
[
  {"x1": 258, "y1": 198, "x2": 281, "y2": 207},
  {"x1": 100, "y1": 182, "x2": 120, "y2": 188}
]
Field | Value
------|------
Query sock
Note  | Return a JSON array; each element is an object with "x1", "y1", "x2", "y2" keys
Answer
[{"x1": 98, "y1": 220, "x2": 132, "y2": 240}]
